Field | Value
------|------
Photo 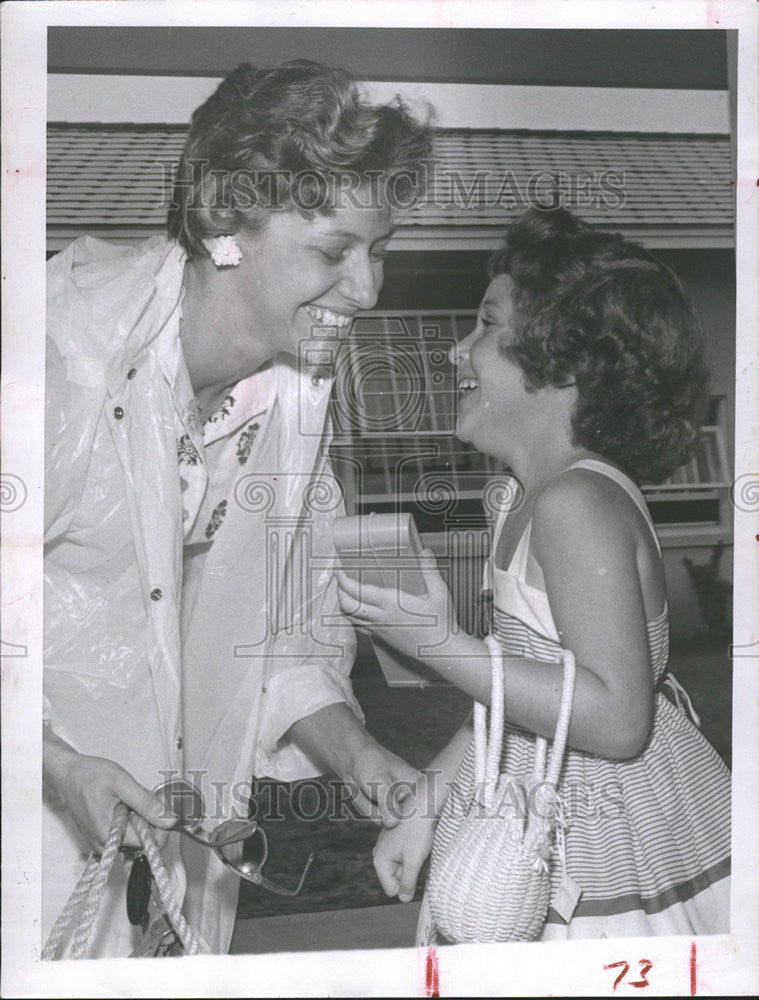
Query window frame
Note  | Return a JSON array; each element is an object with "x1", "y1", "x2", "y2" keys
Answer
[{"x1": 331, "y1": 311, "x2": 732, "y2": 539}]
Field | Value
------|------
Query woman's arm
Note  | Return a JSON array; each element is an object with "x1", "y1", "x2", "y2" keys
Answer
[{"x1": 287, "y1": 703, "x2": 421, "y2": 828}]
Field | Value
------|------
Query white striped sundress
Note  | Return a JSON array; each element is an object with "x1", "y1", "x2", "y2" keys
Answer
[{"x1": 419, "y1": 460, "x2": 731, "y2": 942}]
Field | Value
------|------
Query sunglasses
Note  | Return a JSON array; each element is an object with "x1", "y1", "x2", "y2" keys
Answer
[{"x1": 154, "y1": 779, "x2": 314, "y2": 897}]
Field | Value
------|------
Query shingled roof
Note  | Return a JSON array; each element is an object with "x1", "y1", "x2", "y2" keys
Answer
[{"x1": 47, "y1": 124, "x2": 734, "y2": 251}]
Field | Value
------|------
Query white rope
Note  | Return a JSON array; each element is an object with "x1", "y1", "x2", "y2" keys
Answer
[
  {"x1": 474, "y1": 640, "x2": 576, "y2": 807},
  {"x1": 532, "y1": 735, "x2": 548, "y2": 784},
  {"x1": 70, "y1": 803, "x2": 130, "y2": 959},
  {"x1": 662, "y1": 672, "x2": 702, "y2": 728},
  {"x1": 130, "y1": 814, "x2": 209, "y2": 955},
  {"x1": 41, "y1": 803, "x2": 211, "y2": 960},
  {"x1": 545, "y1": 650, "x2": 576, "y2": 788},
  {"x1": 483, "y1": 635, "x2": 505, "y2": 806},
  {"x1": 41, "y1": 854, "x2": 100, "y2": 961},
  {"x1": 473, "y1": 701, "x2": 487, "y2": 793}
]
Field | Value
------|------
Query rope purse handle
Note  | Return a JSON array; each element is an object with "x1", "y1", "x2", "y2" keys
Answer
[
  {"x1": 42, "y1": 803, "x2": 210, "y2": 960},
  {"x1": 474, "y1": 636, "x2": 576, "y2": 805},
  {"x1": 544, "y1": 649, "x2": 576, "y2": 788},
  {"x1": 427, "y1": 637, "x2": 579, "y2": 944}
]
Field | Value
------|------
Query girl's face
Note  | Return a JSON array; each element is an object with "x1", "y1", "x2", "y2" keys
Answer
[
  {"x1": 230, "y1": 188, "x2": 394, "y2": 361},
  {"x1": 452, "y1": 274, "x2": 529, "y2": 458},
  {"x1": 452, "y1": 274, "x2": 529, "y2": 460}
]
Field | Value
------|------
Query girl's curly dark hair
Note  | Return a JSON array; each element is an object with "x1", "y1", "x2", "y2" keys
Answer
[
  {"x1": 488, "y1": 208, "x2": 710, "y2": 484},
  {"x1": 168, "y1": 60, "x2": 433, "y2": 257}
]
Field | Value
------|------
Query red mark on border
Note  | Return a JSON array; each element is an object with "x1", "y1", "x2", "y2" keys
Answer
[
  {"x1": 604, "y1": 960, "x2": 630, "y2": 991},
  {"x1": 690, "y1": 941, "x2": 697, "y2": 996},
  {"x1": 630, "y1": 959, "x2": 653, "y2": 988},
  {"x1": 604, "y1": 959, "x2": 652, "y2": 990},
  {"x1": 426, "y1": 946, "x2": 440, "y2": 998}
]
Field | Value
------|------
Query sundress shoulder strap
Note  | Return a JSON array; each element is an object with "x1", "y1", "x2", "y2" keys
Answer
[
  {"x1": 565, "y1": 458, "x2": 661, "y2": 554},
  {"x1": 484, "y1": 476, "x2": 532, "y2": 587}
]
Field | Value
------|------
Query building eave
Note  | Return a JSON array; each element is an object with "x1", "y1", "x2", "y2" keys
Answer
[{"x1": 47, "y1": 223, "x2": 736, "y2": 254}]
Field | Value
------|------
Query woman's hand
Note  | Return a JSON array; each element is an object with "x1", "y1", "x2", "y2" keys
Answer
[
  {"x1": 288, "y1": 703, "x2": 421, "y2": 828},
  {"x1": 336, "y1": 549, "x2": 460, "y2": 665},
  {"x1": 43, "y1": 728, "x2": 177, "y2": 854},
  {"x1": 344, "y1": 736, "x2": 422, "y2": 828}
]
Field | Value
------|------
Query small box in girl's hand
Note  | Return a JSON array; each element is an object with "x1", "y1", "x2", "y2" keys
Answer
[{"x1": 332, "y1": 512, "x2": 448, "y2": 688}]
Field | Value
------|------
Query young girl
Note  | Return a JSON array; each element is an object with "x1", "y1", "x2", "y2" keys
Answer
[{"x1": 336, "y1": 208, "x2": 731, "y2": 940}]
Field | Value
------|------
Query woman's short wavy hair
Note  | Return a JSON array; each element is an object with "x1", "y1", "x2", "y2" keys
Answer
[
  {"x1": 488, "y1": 208, "x2": 710, "y2": 484},
  {"x1": 167, "y1": 60, "x2": 434, "y2": 257}
]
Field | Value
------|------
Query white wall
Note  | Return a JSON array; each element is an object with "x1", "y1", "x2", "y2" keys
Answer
[{"x1": 47, "y1": 74, "x2": 730, "y2": 132}]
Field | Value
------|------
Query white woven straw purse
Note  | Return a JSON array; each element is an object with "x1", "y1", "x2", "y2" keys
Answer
[{"x1": 425, "y1": 635, "x2": 577, "y2": 943}]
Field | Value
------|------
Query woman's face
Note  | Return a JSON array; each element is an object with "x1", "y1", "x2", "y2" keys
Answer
[
  {"x1": 452, "y1": 274, "x2": 529, "y2": 459},
  {"x1": 231, "y1": 188, "x2": 394, "y2": 360}
]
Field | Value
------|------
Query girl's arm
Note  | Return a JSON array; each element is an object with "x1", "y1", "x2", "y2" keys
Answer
[
  {"x1": 337, "y1": 474, "x2": 654, "y2": 760},
  {"x1": 528, "y1": 470, "x2": 654, "y2": 759}
]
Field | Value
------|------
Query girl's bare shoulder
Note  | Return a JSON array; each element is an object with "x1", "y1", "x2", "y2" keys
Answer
[{"x1": 532, "y1": 466, "x2": 646, "y2": 561}]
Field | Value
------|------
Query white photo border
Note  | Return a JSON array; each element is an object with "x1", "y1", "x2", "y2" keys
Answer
[{"x1": 2, "y1": 1, "x2": 757, "y2": 996}]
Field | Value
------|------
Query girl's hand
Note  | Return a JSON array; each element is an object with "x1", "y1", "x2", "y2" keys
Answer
[
  {"x1": 373, "y1": 724, "x2": 472, "y2": 900},
  {"x1": 373, "y1": 800, "x2": 438, "y2": 903},
  {"x1": 336, "y1": 549, "x2": 459, "y2": 664}
]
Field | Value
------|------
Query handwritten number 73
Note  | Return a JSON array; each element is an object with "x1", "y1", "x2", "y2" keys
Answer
[{"x1": 604, "y1": 959, "x2": 653, "y2": 990}]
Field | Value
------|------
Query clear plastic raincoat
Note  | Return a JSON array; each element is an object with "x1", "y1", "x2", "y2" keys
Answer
[{"x1": 43, "y1": 236, "x2": 360, "y2": 955}]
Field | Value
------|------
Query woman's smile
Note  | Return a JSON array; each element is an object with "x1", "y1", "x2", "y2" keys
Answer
[{"x1": 302, "y1": 304, "x2": 354, "y2": 330}]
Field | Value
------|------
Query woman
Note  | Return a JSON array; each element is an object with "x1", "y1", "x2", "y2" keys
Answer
[
  {"x1": 338, "y1": 208, "x2": 730, "y2": 940},
  {"x1": 42, "y1": 60, "x2": 432, "y2": 956}
]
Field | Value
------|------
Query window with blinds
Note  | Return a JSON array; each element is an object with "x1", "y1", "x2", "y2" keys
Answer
[{"x1": 643, "y1": 396, "x2": 731, "y2": 528}]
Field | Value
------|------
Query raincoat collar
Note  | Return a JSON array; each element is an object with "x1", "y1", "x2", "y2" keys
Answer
[{"x1": 102, "y1": 237, "x2": 187, "y2": 398}]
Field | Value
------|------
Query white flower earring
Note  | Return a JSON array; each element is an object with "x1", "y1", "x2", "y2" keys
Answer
[{"x1": 209, "y1": 235, "x2": 242, "y2": 267}]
